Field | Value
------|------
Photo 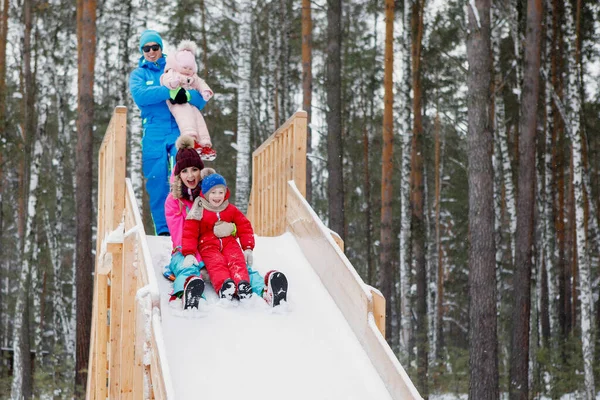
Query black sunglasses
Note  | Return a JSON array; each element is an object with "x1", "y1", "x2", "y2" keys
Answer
[{"x1": 143, "y1": 44, "x2": 161, "y2": 53}]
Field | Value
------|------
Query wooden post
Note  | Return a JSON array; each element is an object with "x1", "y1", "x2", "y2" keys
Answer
[
  {"x1": 292, "y1": 112, "x2": 307, "y2": 197},
  {"x1": 133, "y1": 294, "x2": 148, "y2": 398},
  {"x1": 330, "y1": 229, "x2": 344, "y2": 252},
  {"x1": 108, "y1": 243, "x2": 123, "y2": 398},
  {"x1": 119, "y1": 233, "x2": 138, "y2": 398},
  {"x1": 93, "y1": 266, "x2": 110, "y2": 400},
  {"x1": 370, "y1": 287, "x2": 387, "y2": 338}
]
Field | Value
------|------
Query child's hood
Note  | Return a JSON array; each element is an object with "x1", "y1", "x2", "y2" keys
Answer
[{"x1": 165, "y1": 40, "x2": 198, "y2": 73}]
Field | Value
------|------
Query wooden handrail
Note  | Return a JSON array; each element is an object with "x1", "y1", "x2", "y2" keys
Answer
[
  {"x1": 87, "y1": 107, "x2": 172, "y2": 399},
  {"x1": 247, "y1": 110, "x2": 307, "y2": 236}
]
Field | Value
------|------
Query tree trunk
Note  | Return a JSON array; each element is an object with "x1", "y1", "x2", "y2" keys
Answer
[
  {"x1": 466, "y1": 1, "x2": 499, "y2": 399},
  {"x1": 509, "y1": 1, "x2": 542, "y2": 399},
  {"x1": 363, "y1": 125, "x2": 373, "y2": 285},
  {"x1": 434, "y1": 112, "x2": 444, "y2": 363},
  {"x1": 0, "y1": 0, "x2": 7, "y2": 352},
  {"x1": 11, "y1": 0, "x2": 34, "y2": 395},
  {"x1": 326, "y1": 0, "x2": 345, "y2": 241},
  {"x1": 410, "y1": 0, "x2": 427, "y2": 396},
  {"x1": 549, "y1": 0, "x2": 569, "y2": 344},
  {"x1": 564, "y1": 0, "x2": 595, "y2": 396},
  {"x1": 541, "y1": 0, "x2": 556, "y2": 344},
  {"x1": 399, "y1": 0, "x2": 413, "y2": 363},
  {"x1": 234, "y1": 0, "x2": 252, "y2": 212},
  {"x1": 11, "y1": 142, "x2": 43, "y2": 400},
  {"x1": 200, "y1": 0, "x2": 208, "y2": 79},
  {"x1": 302, "y1": 0, "x2": 313, "y2": 203},
  {"x1": 379, "y1": 0, "x2": 394, "y2": 341},
  {"x1": 75, "y1": 0, "x2": 96, "y2": 392}
]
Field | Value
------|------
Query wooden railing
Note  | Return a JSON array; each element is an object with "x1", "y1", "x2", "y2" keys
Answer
[
  {"x1": 247, "y1": 110, "x2": 307, "y2": 236},
  {"x1": 86, "y1": 107, "x2": 173, "y2": 399}
]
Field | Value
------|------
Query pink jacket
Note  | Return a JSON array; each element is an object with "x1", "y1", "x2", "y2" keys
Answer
[{"x1": 164, "y1": 193, "x2": 202, "y2": 262}]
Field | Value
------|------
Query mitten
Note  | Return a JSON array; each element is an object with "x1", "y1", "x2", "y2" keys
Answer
[
  {"x1": 168, "y1": 88, "x2": 180, "y2": 104},
  {"x1": 244, "y1": 249, "x2": 253, "y2": 267},
  {"x1": 183, "y1": 254, "x2": 197, "y2": 268},
  {"x1": 171, "y1": 87, "x2": 189, "y2": 104},
  {"x1": 213, "y1": 221, "x2": 236, "y2": 238}
]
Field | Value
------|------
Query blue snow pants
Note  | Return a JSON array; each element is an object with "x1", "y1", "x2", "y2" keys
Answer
[
  {"x1": 168, "y1": 252, "x2": 265, "y2": 296},
  {"x1": 141, "y1": 118, "x2": 180, "y2": 235}
]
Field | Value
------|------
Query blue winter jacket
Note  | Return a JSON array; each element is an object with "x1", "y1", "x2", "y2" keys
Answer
[{"x1": 129, "y1": 55, "x2": 207, "y2": 127}]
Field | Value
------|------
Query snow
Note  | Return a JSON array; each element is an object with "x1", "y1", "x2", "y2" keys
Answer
[
  {"x1": 146, "y1": 233, "x2": 395, "y2": 400},
  {"x1": 468, "y1": 0, "x2": 482, "y2": 29}
]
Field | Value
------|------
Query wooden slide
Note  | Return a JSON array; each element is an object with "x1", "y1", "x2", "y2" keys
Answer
[{"x1": 86, "y1": 107, "x2": 422, "y2": 399}]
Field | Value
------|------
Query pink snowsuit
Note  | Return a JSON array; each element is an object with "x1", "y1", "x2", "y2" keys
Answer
[{"x1": 160, "y1": 40, "x2": 214, "y2": 147}]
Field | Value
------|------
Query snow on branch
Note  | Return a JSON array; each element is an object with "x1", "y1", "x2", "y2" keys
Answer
[{"x1": 469, "y1": 0, "x2": 482, "y2": 29}]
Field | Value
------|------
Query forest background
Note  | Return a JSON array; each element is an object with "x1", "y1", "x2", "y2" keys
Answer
[{"x1": 0, "y1": 0, "x2": 600, "y2": 399}]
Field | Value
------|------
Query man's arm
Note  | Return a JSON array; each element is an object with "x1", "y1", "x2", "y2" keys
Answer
[
  {"x1": 129, "y1": 69, "x2": 171, "y2": 107},
  {"x1": 188, "y1": 89, "x2": 208, "y2": 111}
]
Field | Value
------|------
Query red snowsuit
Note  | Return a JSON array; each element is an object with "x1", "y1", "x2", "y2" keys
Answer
[{"x1": 181, "y1": 190, "x2": 255, "y2": 293}]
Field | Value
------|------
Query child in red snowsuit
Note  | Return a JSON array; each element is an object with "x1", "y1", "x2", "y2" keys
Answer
[{"x1": 181, "y1": 171, "x2": 255, "y2": 300}]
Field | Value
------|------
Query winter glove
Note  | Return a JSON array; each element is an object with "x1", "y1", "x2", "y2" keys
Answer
[
  {"x1": 169, "y1": 87, "x2": 190, "y2": 104},
  {"x1": 244, "y1": 249, "x2": 253, "y2": 267},
  {"x1": 200, "y1": 266, "x2": 211, "y2": 283},
  {"x1": 182, "y1": 254, "x2": 197, "y2": 268},
  {"x1": 213, "y1": 221, "x2": 236, "y2": 238}
]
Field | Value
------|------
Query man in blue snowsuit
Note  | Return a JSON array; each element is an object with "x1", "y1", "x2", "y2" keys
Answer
[{"x1": 129, "y1": 29, "x2": 208, "y2": 236}]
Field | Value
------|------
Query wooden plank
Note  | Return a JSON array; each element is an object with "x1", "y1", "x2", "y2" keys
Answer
[
  {"x1": 108, "y1": 243, "x2": 123, "y2": 398},
  {"x1": 111, "y1": 108, "x2": 127, "y2": 230},
  {"x1": 368, "y1": 285, "x2": 386, "y2": 338},
  {"x1": 150, "y1": 333, "x2": 165, "y2": 400},
  {"x1": 119, "y1": 233, "x2": 138, "y2": 398},
  {"x1": 362, "y1": 317, "x2": 423, "y2": 399},
  {"x1": 94, "y1": 269, "x2": 109, "y2": 400},
  {"x1": 292, "y1": 113, "x2": 307, "y2": 196},
  {"x1": 253, "y1": 110, "x2": 307, "y2": 156},
  {"x1": 133, "y1": 297, "x2": 146, "y2": 400},
  {"x1": 330, "y1": 229, "x2": 344, "y2": 252}
]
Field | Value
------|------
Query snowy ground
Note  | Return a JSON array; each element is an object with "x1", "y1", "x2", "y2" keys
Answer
[{"x1": 147, "y1": 233, "x2": 395, "y2": 400}]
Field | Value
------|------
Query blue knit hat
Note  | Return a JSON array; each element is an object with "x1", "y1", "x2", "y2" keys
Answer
[
  {"x1": 202, "y1": 173, "x2": 227, "y2": 196},
  {"x1": 139, "y1": 29, "x2": 163, "y2": 53}
]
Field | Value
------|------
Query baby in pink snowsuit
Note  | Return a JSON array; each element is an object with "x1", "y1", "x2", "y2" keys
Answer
[{"x1": 161, "y1": 40, "x2": 216, "y2": 160}]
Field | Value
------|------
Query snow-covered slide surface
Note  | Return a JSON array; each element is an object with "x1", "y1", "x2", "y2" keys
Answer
[{"x1": 147, "y1": 233, "x2": 393, "y2": 400}]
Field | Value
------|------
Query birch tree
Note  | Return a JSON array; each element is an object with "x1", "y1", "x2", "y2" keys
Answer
[
  {"x1": 0, "y1": 0, "x2": 7, "y2": 354},
  {"x1": 564, "y1": 0, "x2": 595, "y2": 396},
  {"x1": 466, "y1": 1, "x2": 499, "y2": 399},
  {"x1": 11, "y1": 0, "x2": 34, "y2": 395},
  {"x1": 11, "y1": 141, "x2": 43, "y2": 400},
  {"x1": 398, "y1": 0, "x2": 413, "y2": 363},
  {"x1": 234, "y1": 0, "x2": 252, "y2": 212}
]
